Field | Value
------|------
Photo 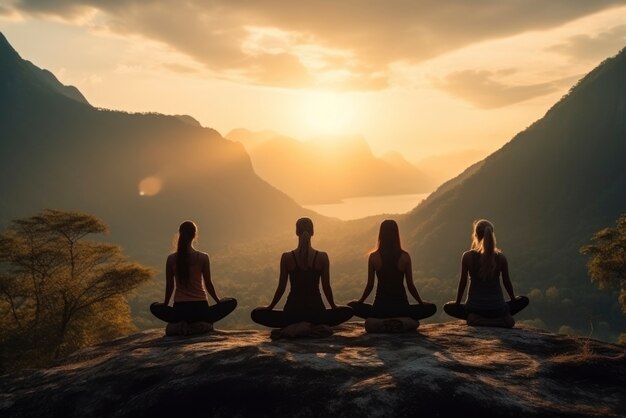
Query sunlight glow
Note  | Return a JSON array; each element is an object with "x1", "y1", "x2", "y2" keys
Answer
[
  {"x1": 299, "y1": 91, "x2": 359, "y2": 136},
  {"x1": 138, "y1": 176, "x2": 162, "y2": 197}
]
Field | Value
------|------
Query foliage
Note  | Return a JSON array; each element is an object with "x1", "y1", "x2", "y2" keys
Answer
[
  {"x1": 580, "y1": 213, "x2": 626, "y2": 314},
  {"x1": 0, "y1": 209, "x2": 153, "y2": 372}
]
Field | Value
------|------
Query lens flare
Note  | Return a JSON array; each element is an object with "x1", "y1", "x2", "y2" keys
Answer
[{"x1": 138, "y1": 176, "x2": 162, "y2": 197}]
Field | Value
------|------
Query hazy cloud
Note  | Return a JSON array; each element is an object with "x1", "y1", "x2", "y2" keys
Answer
[
  {"x1": 547, "y1": 25, "x2": 626, "y2": 62},
  {"x1": 7, "y1": 0, "x2": 626, "y2": 89},
  {"x1": 436, "y1": 70, "x2": 578, "y2": 108},
  {"x1": 162, "y1": 63, "x2": 199, "y2": 74}
]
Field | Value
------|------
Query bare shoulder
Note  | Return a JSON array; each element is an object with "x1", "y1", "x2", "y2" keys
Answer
[
  {"x1": 398, "y1": 251, "x2": 412, "y2": 271},
  {"x1": 461, "y1": 250, "x2": 475, "y2": 263},
  {"x1": 166, "y1": 253, "x2": 176, "y2": 264},
  {"x1": 461, "y1": 250, "x2": 476, "y2": 260},
  {"x1": 280, "y1": 251, "x2": 293, "y2": 266},
  {"x1": 198, "y1": 251, "x2": 210, "y2": 260},
  {"x1": 369, "y1": 251, "x2": 381, "y2": 268},
  {"x1": 280, "y1": 251, "x2": 292, "y2": 261},
  {"x1": 199, "y1": 251, "x2": 210, "y2": 265},
  {"x1": 369, "y1": 251, "x2": 381, "y2": 263},
  {"x1": 317, "y1": 251, "x2": 329, "y2": 262}
]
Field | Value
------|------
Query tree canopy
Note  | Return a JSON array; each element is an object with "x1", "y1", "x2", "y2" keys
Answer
[
  {"x1": 580, "y1": 213, "x2": 626, "y2": 316},
  {"x1": 0, "y1": 209, "x2": 153, "y2": 371}
]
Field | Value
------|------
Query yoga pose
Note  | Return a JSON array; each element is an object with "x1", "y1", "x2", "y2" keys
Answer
[
  {"x1": 349, "y1": 220, "x2": 436, "y2": 322},
  {"x1": 443, "y1": 219, "x2": 529, "y2": 327},
  {"x1": 251, "y1": 217, "x2": 353, "y2": 328},
  {"x1": 150, "y1": 221, "x2": 237, "y2": 332}
]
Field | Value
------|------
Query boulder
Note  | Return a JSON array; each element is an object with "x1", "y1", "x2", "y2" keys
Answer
[{"x1": 1, "y1": 322, "x2": 624, "y2": 417}]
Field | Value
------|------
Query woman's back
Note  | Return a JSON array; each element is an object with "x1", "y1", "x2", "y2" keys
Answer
[
  {"x1": 373, "y1": 251, "x2": 409, "y2": 308},
  {"x1": 169, "y1": 251, "x2": 208, "y2": 302},
  {"x1": 465, "y1": 250, "x2": 505, "y2": 311},
  {"x1": 284, "y1": 250, "x2": 325, "y2": 313}
]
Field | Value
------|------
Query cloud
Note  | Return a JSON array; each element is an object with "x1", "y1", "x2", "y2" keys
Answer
[
  {"x1": 162, "y1": 63, "x2": 199, "y2": 74},
  {"x1": 435, "y1": 70, "x2": 578, "y2": 108},
  {"x1": 7, "y1": 0, "x2": 626, "y2": 90},
  {"x1": 246, "y1": 52, "x2": 312, "y2": 88},
  {"x1": 547, "y1": 24, "x2": 626, "y2": 62}
]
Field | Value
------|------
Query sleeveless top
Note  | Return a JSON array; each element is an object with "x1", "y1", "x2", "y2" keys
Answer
[
  {"x1": 173, "y1": 251, "x2": 208, "y2": 303},
  {"x1": 373, "y1": 251, "x2": 409, "y2": 308},
  {"x1": 465, "y1": 250, "x2": 506, "y2": 311},
  {"x1": 284, "y1": 251, "x2": 326, "y2": 314}
]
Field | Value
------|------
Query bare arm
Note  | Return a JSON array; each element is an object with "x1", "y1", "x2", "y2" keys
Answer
[
  {"x1": 202, "y1": 254, "x2": 221, "y2": 304},
  {"x1": 403, "y1": 253, "x2": 424, "y2": 304},
  {"x1": 455, "y1": 252, "x2": 469, "y2": 304},
  {"x1": 320, "y1": 252, "x2": 338, "y2": 309},
  {"x1": 500, "y1": 254, "x2": 516, "y2": 300},
  {"x1": 267, "y1": 253, "x2": 289, "y2": 309},
  {"x1": 357, "y1": 254, "x2": 376, "y2": 303},
  {"x1": 164, "y1": 256, "x2": 175, "y2": 305}
]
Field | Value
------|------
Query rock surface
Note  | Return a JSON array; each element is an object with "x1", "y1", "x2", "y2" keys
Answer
[{"x1": 1, "y1": 322, "x2": 624, "y2": 417}]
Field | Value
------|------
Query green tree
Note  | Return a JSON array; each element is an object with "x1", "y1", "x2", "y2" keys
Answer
[
  {"x1": 580, "y1": 214, "x2": 626, "y2": 311},
  {"x1": 580, "y1": 213, "x2": 626, "y2": 343},
  {"x1": 0, "y1": 209, "x2": 153, "y2": 371}
]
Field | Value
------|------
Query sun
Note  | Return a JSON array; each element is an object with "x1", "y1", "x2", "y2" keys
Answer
[{"x1": 299, "y1": 90, "x2": 359, "y2": 136}]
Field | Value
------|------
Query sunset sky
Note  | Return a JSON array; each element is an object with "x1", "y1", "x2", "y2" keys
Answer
[{"x1": 2, "y1": 1, "x2": 626, "y2": 163}]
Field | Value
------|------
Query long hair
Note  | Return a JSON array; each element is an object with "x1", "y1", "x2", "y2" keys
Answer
[
  {"x1": 471, "y1": 219, "x2": 498, "y2": 278},
  {"x1": 176, "y1": 220, "x2": 197, "y2": 286},
  {"x1": 295, "y1": 217, "x2": 314, "y2": 268},
  {"x1": 376, "y1": 219, "x2": 403, "y2": 266}
]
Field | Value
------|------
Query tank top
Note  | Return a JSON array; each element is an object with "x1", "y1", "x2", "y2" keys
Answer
[
  {"x1": 173, "y1": 251, "x2": 208, "y2": 303},
  {"x1": 373, "y1": 251, "x2": 409, "y2": 308},
  {"x1": 465, "y1": 250, "x2": 506, "y2": 311},
  {"x1": 284, "y1": 250, "x2": 326, "y2": 313}
]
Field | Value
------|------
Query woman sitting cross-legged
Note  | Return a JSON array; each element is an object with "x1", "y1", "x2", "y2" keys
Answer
[
  {"x1": 348, "y1": 219, "x2": 436, "y2": 333},
  {"x1": 443, "y1": 219, "x2": 529, "y2": 328},
  {"x1": 150, "y1": 221, "x2": 237, "y2": 335},
  {"x1": 251, "y1": 217, "x2": 353, "y2": 337}
]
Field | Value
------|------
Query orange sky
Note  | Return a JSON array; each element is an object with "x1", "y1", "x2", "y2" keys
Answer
[{"x1": 2, "y1": 1, "x2": 626, "y2": 163}]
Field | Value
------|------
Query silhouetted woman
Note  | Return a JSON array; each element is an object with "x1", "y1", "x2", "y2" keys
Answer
[
  {"x1": 251, "y1": 217, "x2": 353, "y2": 328},
  {"x1": 349, "y1": 219, "x2": 436, "y2": 322},
  {"x1": 443, "y1": 219, "x2": 529, "y2": 326},
  {"x1": 150, "y1": 221, "x2": 237, "y2": 330}
]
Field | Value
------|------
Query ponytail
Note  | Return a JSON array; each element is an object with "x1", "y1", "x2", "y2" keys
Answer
[
  {"x1": 176, "y1": 221, "x2": 197, "y2": 286},
  {"x1": 480, "y1": 225, "x2": 496, "y2": 278},
  {"x1": 471, "y1": 219, "x2": 498, "y2": 279},
  {"x1": 295, "y1": 217, "x2": 314, "y2": 269}
]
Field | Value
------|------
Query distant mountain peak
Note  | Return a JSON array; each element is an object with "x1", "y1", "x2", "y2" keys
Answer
[
  {"x1": 0, "y1": 32, "x2": 90, "y2": 106},
  {"x1": 173, "y1": 114, "x2": 202, "y2": 127},
  {"x1": 0, "y1": 32, "x2": 16, "y2": 57}
]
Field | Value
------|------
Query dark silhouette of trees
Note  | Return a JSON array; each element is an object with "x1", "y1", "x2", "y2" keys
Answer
[{"x1": 0, "y1": 209, "x2": 153, "y2": 371}]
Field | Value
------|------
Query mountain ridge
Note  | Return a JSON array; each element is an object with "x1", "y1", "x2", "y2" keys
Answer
[
  {"x1": 0, "y1": 32, "x2": 321, "y2": 261},
  {"x1": 228, "y1": 129, "x2": 434, "y2": 204},
  {"x1": 400, "y1": 46, "x2": 626, "y2": 338},
  {"x1": 0, "y1": 32, "x2": 90, "y2": 105}
]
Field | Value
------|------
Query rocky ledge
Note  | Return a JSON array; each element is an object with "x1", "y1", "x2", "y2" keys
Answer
[{"x1": 1, "y1": 322, "x2": 624, "y2": 417}]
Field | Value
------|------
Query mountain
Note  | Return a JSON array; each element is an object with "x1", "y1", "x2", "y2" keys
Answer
[
  {"x1": 0, "y1": 34, "x2": 89, "y2": 106},
  {"x1": 415, "y1": 149, "x2": 488, "y2": 184},
  {"x1": 2, "y1": 322, "x2": 624, "y2": 417},
  {"x1": 0, "y1": 32, "x2": 319, "y2": 265},
  {"x1": 400, "y1": 47, "x2": 626, "y2": 338},
  {"x1": 227, "y1": 129, "x2": 435, "y2": 204}
]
